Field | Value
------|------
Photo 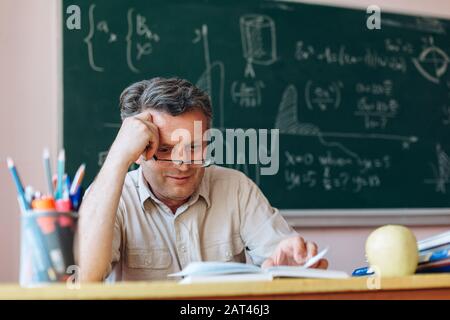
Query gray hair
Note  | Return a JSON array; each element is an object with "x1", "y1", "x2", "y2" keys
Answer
[{"x1": 119, "y1": 77, "x2": 212, "y2": 126}]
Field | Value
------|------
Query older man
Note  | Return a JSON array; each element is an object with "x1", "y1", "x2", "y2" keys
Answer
[{"x1": 77, "y1": 77, "x2": 328, "y2": 281}]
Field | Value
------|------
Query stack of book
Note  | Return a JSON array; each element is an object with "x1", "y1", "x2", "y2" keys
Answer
[{"x1": 416, "y1": 230, "x2": 450, "y2": 273}]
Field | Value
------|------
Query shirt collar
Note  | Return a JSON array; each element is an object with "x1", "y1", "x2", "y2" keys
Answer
[{"x1": 137, "y1": 166, "x2": 211, "y2": 210}]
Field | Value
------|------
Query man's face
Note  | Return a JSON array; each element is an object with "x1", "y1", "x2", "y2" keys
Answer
[{"x1": 139, "y1": 109, "x2": 208, "y2": 205}]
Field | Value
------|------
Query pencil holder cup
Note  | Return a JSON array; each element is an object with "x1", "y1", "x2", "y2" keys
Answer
[{"x1": 19, "y1": 210, "x2": 78, "y2": 287}]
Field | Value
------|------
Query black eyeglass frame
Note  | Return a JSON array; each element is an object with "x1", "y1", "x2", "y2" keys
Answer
[{"x1": 152, "y1": 155, "x2": 213, "y2": 167}]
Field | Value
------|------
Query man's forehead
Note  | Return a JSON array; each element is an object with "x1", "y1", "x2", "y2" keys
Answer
[{"x1": 150, "y1": 109, "x2": 208, "y2": 144}]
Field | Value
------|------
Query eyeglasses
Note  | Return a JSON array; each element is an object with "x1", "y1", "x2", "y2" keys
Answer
[{"x1": 152, "y1": 155, "x2": 213, "y2": 168}]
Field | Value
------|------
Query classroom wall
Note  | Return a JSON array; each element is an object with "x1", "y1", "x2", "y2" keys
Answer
[
  {"x1": 0, "y1": 0, "x2": 449, "y2": 282},
  {"x1": 0, "y1": 0, "x2": 60, "y2": 282}
]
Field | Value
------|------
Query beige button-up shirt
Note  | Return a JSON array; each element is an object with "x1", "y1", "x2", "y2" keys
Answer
[{"x1": 105, "y1": 165, "x2": 297, "y2": 281}]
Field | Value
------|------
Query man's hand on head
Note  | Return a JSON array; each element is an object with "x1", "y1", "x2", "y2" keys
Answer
[
  {"x1": 108, "y1": 110, "x2": 160, "y2": 167},
  {"x1": 261, "y1": 235, "x2": 328, "y2": 269}
]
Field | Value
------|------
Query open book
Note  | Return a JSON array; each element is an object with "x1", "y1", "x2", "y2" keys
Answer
[{"x1": 169, "y1": 247, "x2": 349, "y2": 284}]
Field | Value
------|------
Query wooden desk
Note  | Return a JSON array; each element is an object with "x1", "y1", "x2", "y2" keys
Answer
[{"x1": 1, "y1": 274, "x2": 450, "y2": 299}]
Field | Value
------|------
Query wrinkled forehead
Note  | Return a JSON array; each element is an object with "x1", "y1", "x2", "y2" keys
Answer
[{"x1": 150, "y1": 109, "x2": 209, "y2": 146}]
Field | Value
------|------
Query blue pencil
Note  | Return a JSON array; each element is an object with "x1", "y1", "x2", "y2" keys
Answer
[
  {"x1": 55, "y1": 149, "x2": 65, "y2": 200},
  {"x1": 6, "y1": 157, "x2": 29, "y2": 211}
]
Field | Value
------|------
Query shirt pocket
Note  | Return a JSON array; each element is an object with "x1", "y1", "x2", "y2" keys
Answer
[
  {"x1": 126, "y1": 247, "x2": 172, "y2": 270},
  {"x1": 202, "y1": 235, "x2": 245, "y2": 262}
]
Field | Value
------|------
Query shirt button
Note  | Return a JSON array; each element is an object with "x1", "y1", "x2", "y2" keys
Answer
[
  {"x1": 180, "y1": 245, "x2": 186, "y2": 252},
  {"x1": 226, "y1": 251, "x2": 232, "y2": 259}
]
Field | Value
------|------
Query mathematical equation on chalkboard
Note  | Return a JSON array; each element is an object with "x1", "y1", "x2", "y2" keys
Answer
[{"x1": 71, "y1": 3, "x2": 450, "y2": 197}]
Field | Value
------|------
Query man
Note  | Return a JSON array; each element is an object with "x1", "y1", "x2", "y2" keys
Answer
[{"x1": 77, "y1": 77, "x2": 328, "y2": 281}]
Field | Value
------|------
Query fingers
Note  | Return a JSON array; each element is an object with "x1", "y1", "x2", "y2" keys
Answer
[
  {"x1": 137, "y1": 115, "x2": 157, "y2": 133},
  {"x1": 142, "y1": 132, "x2": 159, "y2": 162},
  {"x1": 316, "y1": 259, "x2": 328, "y2": 270},
  {"x1": 291, "y1": 237, "x2": 318, "y2": 265},
  {"x1": 274, "y1": 248, "x2": 288, "y2": 266},
  {"x1": 261, "y1": 257, "x2": 275, "y2": 269},
  {"x1": 122, "y1": 109, "x2": 155, "y2": 136},
  {"x1": 305, "y1": 241, "x2": 318, "y2": 261},
  {"x1": 270, "y1": 236, "x2": 327, "y2": 268},
  {"x1": 135, "y1": 110, "x2": 157, "y2": 134},
  {"x1": 292, "y1": 237, "x2": 307, "y2": 264},
  {"x1": 134, "y1": 109, "x2": 153, "y2": 122},
  {"x1": 134, "y1": 112, "x2": 159, "y2": 161}
]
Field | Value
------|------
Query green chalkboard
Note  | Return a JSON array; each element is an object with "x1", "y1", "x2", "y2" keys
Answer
[{"x1": 63, "y1": 0, "x2": 450, "y2": 210}]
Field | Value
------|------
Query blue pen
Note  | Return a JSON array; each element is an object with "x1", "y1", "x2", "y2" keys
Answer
[
  {"x1": 70, "y1": 186, "x2": 83, "y2": 211},
  {"x1": 55, "y1": 149, "x2": 65, "y2": 200},
  {"x1": 6, "y1": 157, "x2": 30, "y2": 211},
  {"x1": 352, "y1": 266, "x2": 374, "y2": 277},
  {"x1": 420, "y1": 248, "x2": 450, "y2": 264},
  {"x1": 430, "y1": 249, "x2": 450, "y2": 262}
]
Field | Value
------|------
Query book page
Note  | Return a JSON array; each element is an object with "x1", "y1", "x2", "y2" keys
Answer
[{"x1": 169, "y1": 261, "x2": 261, "y2": 277}]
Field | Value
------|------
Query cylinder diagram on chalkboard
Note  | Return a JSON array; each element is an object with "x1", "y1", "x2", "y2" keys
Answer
[{"x1": 240, "y1": 14, "x2": 277, "y2": 78}]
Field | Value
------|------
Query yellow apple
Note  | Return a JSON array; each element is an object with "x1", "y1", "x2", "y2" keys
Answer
[{"x1": 365, "y1": 225, "x2": 418, "y2": 277}]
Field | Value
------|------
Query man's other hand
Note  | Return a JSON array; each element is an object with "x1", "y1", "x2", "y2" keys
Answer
[{"x1": 261, "y1": 235, "x2": 328, "y2": 269}]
